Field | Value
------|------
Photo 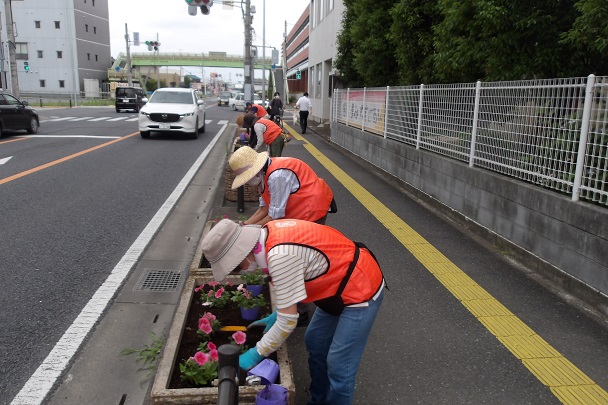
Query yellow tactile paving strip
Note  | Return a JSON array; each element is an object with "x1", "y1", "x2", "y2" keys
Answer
[{"x1": 284, "y1": 124, "x2": 608, "y2": 404}]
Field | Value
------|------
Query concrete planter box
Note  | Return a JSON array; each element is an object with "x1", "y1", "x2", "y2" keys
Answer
[{"x1": 151, "y1": 274, "x2": 295, "y2": 404}]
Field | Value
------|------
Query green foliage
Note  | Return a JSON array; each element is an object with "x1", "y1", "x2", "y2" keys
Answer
[
  {"x1": 120, "y1": 333, "x2": 164, "y2": 383},
  {"x1": 231, "y1": 288, "x2": 267, "y2": 309},
  {"x1": 239, "y1": 268, "x2": 266, "y2": 285},
  {"x1": 179, "y1": 358, "x2": 218, "y2": 386},
  {"x1": 266, "y1": 71, "x2": 275, "y2": 100}
]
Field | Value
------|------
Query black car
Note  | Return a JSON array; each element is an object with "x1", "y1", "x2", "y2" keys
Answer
[
  {"x1": 0, "y1": 93, "x2": 39, "y2": 137},
  {"x1": 115, "y1": 86, "x2": 147, "y2": 112}
]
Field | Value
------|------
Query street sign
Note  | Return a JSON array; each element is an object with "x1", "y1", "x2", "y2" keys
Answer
[
  {"x1": 133, "y1": 32, "x2": 140, "y2": 46},
  {"x1": 115, "y1": 66, "x2": 120, "y2": 71}
]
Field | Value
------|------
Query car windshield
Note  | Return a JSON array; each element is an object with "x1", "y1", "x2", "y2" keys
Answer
[
  {"x1": 150, "y1": 91, "x2": 193, "y2": 104},
  {"x1": 254, "y1": 95, "x2": 262, "y2": 101},
  {"x1": 219, "y1": 92, "x2": 232, "y2": 97}
]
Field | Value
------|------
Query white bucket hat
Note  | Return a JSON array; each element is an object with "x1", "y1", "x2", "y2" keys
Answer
[
  {"x1": 229, "y1": 146, "x2": 268, "y2": 189},
  {"x1": 201, "y1": 219, "x2": 262, "y2": 281}
]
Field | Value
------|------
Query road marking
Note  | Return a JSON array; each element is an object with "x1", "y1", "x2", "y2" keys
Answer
[
  {"x1": 0, "y1": 133, "x2": 138, "y2": 185},
  {"x1": 217, "y1": 120, "x2": 228, "y2": 125},
  {"x1": 20, "y1": 135, "x2": 121, "y2": 139},
  {"x1": 46, "y1": 117, "x2": 77, "y2": 122},
  {"x1": 106, "y1": 117, "x2": 129, "y2": 122},
  {"x1": 0, "y1": 156, "x2": 12, "y2": 165},
  {"x1": 283, "y1": 123, "x2": 608, "y2": 405},
  {"x1": 0, "y1": 137, "x2": 27, "y2": 145},
  {"x1": 10, "y1": 123, "x2": 229, "y2": 405},
  {"x1": 68, "y1": 117, "x2": 94, "y2": 121},
  {"x1": 126, "y1": 117, "x2": 138, "y2": 121},
  {"x1": 88, "y1": 117, "x2": 111, "y2": 121},
  {"x1": 205, "y1": 119, "x2": 211, "y2": 124}
]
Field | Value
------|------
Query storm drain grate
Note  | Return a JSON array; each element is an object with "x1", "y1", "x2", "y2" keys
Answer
[{"x1": 134, "y1": 269, "x2": 182, "y2": 292}]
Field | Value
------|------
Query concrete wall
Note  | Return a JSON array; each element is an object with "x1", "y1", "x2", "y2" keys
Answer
[{"x1": 331, "y1": 121, "x2": 608, "y2": 313}]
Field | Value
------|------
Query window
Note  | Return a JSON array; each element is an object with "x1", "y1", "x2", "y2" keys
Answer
[
  {"x1": 311, "y1": 0, "x2": 316, "y2": 28},
  {"x1": 55, "y1": 21, "x2": 61, "y2": 29},
  {"x1": 316, "y1": 63, "x2": 322, "y2": 98},
  {"x1": 37, "y1": 50, "x2": 43, "y2": 58},
  {"x1": 85, "y1": 24, "x2": 88, "y2": 32},
  {"x1": 40, "y1": 80, "x2": 46, "y2": 88},
  {"x1": 319, "y1": 0, "x2": 324, "y2": 22},
  {"x1": 59, "y1": 80, "x2": 65, "y2": 88},
  {"x1": 57, "y1": 51, "x2": 63, "y2": 58},
  {"x1": 35, "y1": 21, "x2": 41, "y2": 28},
  {"x1": 329, "y1": 0, "x2": 334, "y2": 11},
  {"x1": 93, "y1": 27, "x2": 96, "y2": 34},
  {"x1": 15, "y1": 43, "x2": 28, "y2": 60},
  {"x1": 87, "y1": 53, "x2": 90, "y2": 60}
]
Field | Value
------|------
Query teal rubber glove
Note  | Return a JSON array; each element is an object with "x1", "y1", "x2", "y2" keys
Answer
[
  {"x1": 239, "y1": 347, "x2": 264, "y2": 371},
  {"x1": 247, "y1": 311, "x2": 277, "y2": 333}
]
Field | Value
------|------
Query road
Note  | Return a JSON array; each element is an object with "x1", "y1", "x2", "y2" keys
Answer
[{"x1": 0, "y1": 101, "x2": 240, "y2": 403}]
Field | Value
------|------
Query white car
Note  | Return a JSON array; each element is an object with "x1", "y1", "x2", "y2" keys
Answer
[
  {"x1": 229, "y1": 92, "x2": 245, "y2": 111},
  {"x1": 138, "y1": 88, "x2": 205, "y2": 139}
]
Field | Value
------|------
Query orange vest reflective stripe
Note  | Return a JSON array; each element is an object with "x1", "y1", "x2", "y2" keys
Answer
[
  {"x1": 256, "y1": 119, "x2": 282, "y2": 145},
  {"x1": 264, "y1": 220, "x2": 384, "y2": 305},
  {"x1": 262, "y1": 158, "x2": 334, "y2": 222}
]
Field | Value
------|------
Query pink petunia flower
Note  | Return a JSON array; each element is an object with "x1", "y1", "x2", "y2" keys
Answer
[
  {"x1": 202, "y1": 312, "x2": 216, "y2": 322},
  {"x1": 207, "y1": 290, "x2": 214, "y2": 297},
  {"x1": 207, "y1": 341, "x2": 217, "y2": 351},
  {"x1": 226, "y1": 279, "x2": 233, "y2": 286},
  {"x1": 262, "y1": 268, "x2": 269, "y2": 275},
  {"x1": 215, "y1": 287, "x2": 225, "y2": 299},
  {"x1": 232, "y1": 331, "x2": 246, "y2": 345},
  {"x1": 207, "y1": 281, "x2": 219, "y2": 288},
  {"x1": 243, "y1": 289, "x2": 251, "y2": 299},
  {"x1": 252, "y1": 241, "x2": 262, "y2": 254},
  {"x1": 194, "y1": 285, "x2": 204, "y2": 292},
  {"x1": 209, "y1": 349, "x2": 219, "y2": 362},
  {"x1": 194, "y1": 351, "x2": 209, "y2": 366},
  {"x1": 237, "y1": 284, "x2": 245, "y2": 291},
  {"x1": 199, "y1": 318, "x2": 212, "y2": 334}
]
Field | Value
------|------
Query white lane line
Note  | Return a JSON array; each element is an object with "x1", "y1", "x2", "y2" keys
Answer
[
  {"x1": 46, "y1": 117, "x2": 77, "y2": 122},
  {"x1": 205, "y1": 119, "x2": 211, "y2": 124},
  {"x1": 20, "y1": 135, "x2": 121, "y2": 139},
  {"x1": 68, "y1": 117, "x2": 95, "y2": 121},
  {"x1": 106, "y1": 117, "x2": 129, "y2": 122},
  {"x1": 217, "y1": 120, "x2": 228, "y2": 125},
  {"x1": 88, "y1": 117, "x2": 111, "y2": 121},
  {"x1": 10, "y1": 122, "x2": 229, "y2": 405},
  {"x1": 126, "y1": 117, "x2": 138, "y2": 121}
]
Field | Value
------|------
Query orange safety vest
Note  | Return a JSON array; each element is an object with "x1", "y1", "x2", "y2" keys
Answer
[
  {"x1": 262, "y1": 158, "x2": 334, "y2": 222},
  {"x1": 254, "y1": 105, "x2": 268, "y2": 118},
  {"x1": 256, "y1": 119, "x2": 282, "y2": 145},
  {"x1": 264, "y1": 219, "x2": 384, "y2": 306}
]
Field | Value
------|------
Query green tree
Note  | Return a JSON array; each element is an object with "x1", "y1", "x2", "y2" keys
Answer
[
  {"x1": 266, "y1": 70, "x2": 274, "y2": 100},
  {"x1": 184, "y1": 75, "x2": 192, "y2": 88},
  {"x1": 560, "y1": 0, "x2": 608, "y2": 76},
  {"x1": 432, "y1": 0, "x2": 578, "y2": 82},
  {"x1": 336, "y1": 0, "x2": 399, "y2": 87},
  {"x1": 389, "y1": 0, "x2": 442, "y2": 85},
  {"x1": 145, "y1": 78, "x2": 157, "y2": 92}
]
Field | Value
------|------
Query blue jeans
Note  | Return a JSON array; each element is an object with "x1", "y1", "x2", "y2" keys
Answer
[{"x1": 305, "y1": 290, "x2": 384, "y2": 405}]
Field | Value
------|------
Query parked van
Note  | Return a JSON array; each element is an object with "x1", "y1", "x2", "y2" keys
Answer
[{"x1": 115, "y1": 86, "x2": 147, "y2": 112}]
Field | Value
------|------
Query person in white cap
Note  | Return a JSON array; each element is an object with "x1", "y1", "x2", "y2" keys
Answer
[{"x1": 201, "y1": 218, "x2": 385, "y2": 405}]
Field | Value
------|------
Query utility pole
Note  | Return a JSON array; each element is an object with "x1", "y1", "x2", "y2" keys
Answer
[
  {"x1": 156, "y1": 33, "x2": 160, "y2": 89},
  {"x1": 261, "y1": 0, "x2": 266, "y2": 103},
  {"x1": 243, "y1": 0, "x2": 253, "y2": 101},
  {"x1": 124, "y1": 23, "x2": 132, "y2": 86},
  {"x1": 5, "y1": 0, "x2": 19, "y2": 97},
  {"x1": 283, "y1": 21, "x2": 288, "y2": 105}
]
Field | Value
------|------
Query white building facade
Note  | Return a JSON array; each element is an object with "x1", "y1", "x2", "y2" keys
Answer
[
  {"x1": 3, "y1": 0, "x2": 111, "y2": 95},
  {"x1": 307, "y1": 0, "x2": 344, "y2": 124}
]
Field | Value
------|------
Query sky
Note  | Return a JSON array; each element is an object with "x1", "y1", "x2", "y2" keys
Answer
[{"x1": 108, "y1": 0, "x2": 310, "y2": 82}]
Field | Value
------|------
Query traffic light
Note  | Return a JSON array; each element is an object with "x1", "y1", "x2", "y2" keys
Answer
[
  {"x1": 296, "y1": 69, "x2": 301, "y2": 80},
  {"x1": 185, "y1": 0, "x2": 213, "y2": 15},
  {"x1": 145, "y1": 40, "x2": 160, "y2": 51},
  {"x1": 24, "y1": 61, "x2": 30, "y2": 72}
]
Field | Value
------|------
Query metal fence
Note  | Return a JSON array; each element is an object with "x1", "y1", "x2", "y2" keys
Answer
[{"x1": 333, "y1": 75, "x2": 608, "y2": 206}]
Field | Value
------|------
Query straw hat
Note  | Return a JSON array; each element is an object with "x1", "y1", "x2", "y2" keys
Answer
[
  {"x1": 229, "y1": 146, "x2": 268, "y2": 189},
  {"x1": 201, "y1": 219, "x2": 261, "y2": 281}
]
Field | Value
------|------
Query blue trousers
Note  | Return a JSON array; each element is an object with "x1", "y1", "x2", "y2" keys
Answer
[{"x1": 304, "y1": 290, "x2": 384, "y2": 405}]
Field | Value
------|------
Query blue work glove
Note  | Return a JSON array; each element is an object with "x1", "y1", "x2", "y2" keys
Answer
[
  {"x1": 239, "y1": 347, "x2": 264, "y2": 371},
  {"x1": 247, "y1": 311, "x2": 277, "y2": 333}
]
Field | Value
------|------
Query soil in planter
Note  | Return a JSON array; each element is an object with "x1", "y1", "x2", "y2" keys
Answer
[{"x1": 169, "y1": 282, "x2": 277, "y2": 389}]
